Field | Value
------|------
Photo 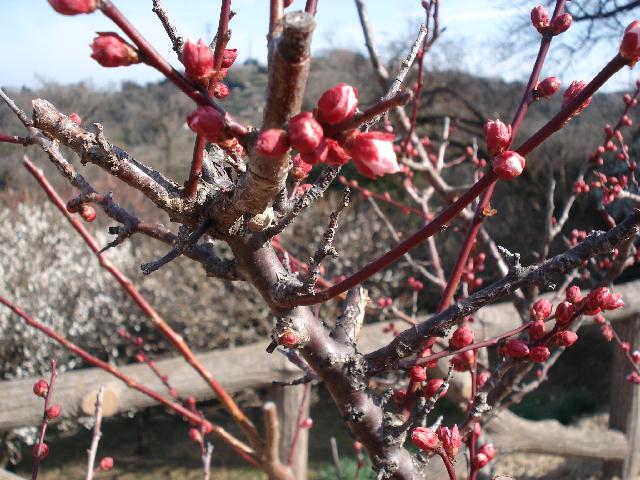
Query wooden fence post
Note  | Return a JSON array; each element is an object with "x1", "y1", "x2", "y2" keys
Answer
[
  {"x1": 603, "y1": 314, "x2": 640, "y2": 479},
  {"x1": 271, "y1": 382, "x2": 310, "y2": 480}
]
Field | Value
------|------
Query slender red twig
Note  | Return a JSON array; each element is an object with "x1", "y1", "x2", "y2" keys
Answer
[
  {"x1": 212, "y1": 0, "x2": 232, "y2": 71},
  {"x1": 32, "y1": 360, "x2": 57, "y2": 480},
  {"x1": 23, "y1": 158, "x2": 262, "y2": 452},
  {"x1": 185, "y1": 135, "x2": 206, "y2": 201}
]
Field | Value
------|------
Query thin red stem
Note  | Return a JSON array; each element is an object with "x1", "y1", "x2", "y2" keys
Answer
[
  {"x1": 186, "y1": 135, "x2": 206, "y2": 201},
  {"x1": 32, "y1": 360, "x2": 57, "y2": 480},
  {"x1": 608, "y1": 320, "x2": 640, "y2": 375},
  {"x1": 0, "y1": 133, "x2": 29, "y2": 144},
  {"x1": 212, "y1": 0, "x2": 232, "y2": 71},
  {"x1": 437, "y1": 449, "x2": 457, "y2": 480}
]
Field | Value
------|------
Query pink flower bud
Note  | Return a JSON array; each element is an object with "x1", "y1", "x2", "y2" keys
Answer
[
  {"x1": 601, "y1": 324, "x2": 614, "y2": 341},
  {"x1": 69, "y1": 112, "x2": 82, "y2": 126},
  {"x1": 423, "y1": 378, "x2": 448, "y2": 398},
  {"x1": 350, "y1": 132, "x2": 399, "y2": 178},
  {"x1": 48, "y1": 0, "x2": 96, "y2": 15},
  {"x1": 90, "y1": 33, "x2": 140, "y2": 68},
  {"x1": 288, "y1": 112, "x2": 324, "y2": 153},
  {"x1": 279, "y1": 329, "x2": 299, "y2": 348},
  {"x1": 602, "y1": 293, "x2": 624, "y2": 311},
  {"x1": 212, "y1": 82, "x2": 230, "y2": 99},
  {"x1": 324, "y1": 139, "x2": 351, "y2": 167},
  {"x1": 557, "y1": 330, "x2": 578, "y2": 347},
  {"x1": 586, "y1": 287, "x2": 609, "y2": 311},
  {"x1": 627, "y1": 372, "x2": 640, "y2": 384},
  {"x1": 536, "y1": 77, "x2": 561, "y2": 98},
  {"x1": 301, "y1": 418, "x2": 313, "y2": 429},
  {"x1": 529, "y1": 345, "x2": 551, "y2": 363},
  {"x1": 504, "y1": 339, "x2": 530, "y2": 358},
  {"x1": 411, "y1": 427, "x2": 440, "y2": 451},
  {"x1": 530, "y1": 5, "x2": 550, "y2": 32},
  {"x1": 550, "y1": 13, "x2": 572, "y2": 34},
  {"x1": 562, "y1": 80, "x2": 592, "y2": 116},
  {"x1": 484, "y1": 119, "x2": 512, "y2": 156},
  {"x1": 80, "y1": 204, "x2": 97, "y2": 222},
  {"x1": 256, "y1": 129, "x2": 290, "y2": 158},
  {"x1": 407, "y1": 277, "x2": 424, "y2": 291},
  {"x1": 528, "y1": 320, "x2": 546, "y2": 341},
  {"x1": 449, "y1": 326, "x2": 475, "y2": 350},
  {"x1": 566, "y1": 285, "x2": 582, "y2": 304},
  {"x1": 478, "y1": 443, "x2": 496, "y2": 461},
  {"x1": 393, "y1": 388, "x2": 407, "y2": 405},
  {"x1": 477, "y1": 371, "x2": 490, "y2": 388},
  {"x1": 33, "y1": 379, "x2": 49, "y2": 398},
  {"x1": 631, "y1": 350, "x2": 640, "y2": 364},
  {"x1": 188, "y1": 428, "x2": 202, "y2": 443},
  {"x1": 46, "y1": 405, "x2": 62, "y2": 420},
  {"x1": 491, "y1": 151, "x2": 525, "y2": 180},
  {"x1": 555, "y1": 301, "x2": 575, "y2": 324},
  {"x1": 291, "y1": 154, "x2": 313, "y2": 181},
  {"x1": 530, "y1": 299, "x2": 552, "y2": 321},
  {"x1": 33, "y1": 443, "x2": 49, "y2": 459},
  {"x1": 221, "y1": 49, "x2": 238, "y2": 69},
  {"x1": 100, "y1": 457, "x2": 114, "y2": 471},
  {"x1": 316, "y1": 83, "x2": 359, "y2": 125},
  {"x1": 451, "y1": 350, "x2": 475, "y2": 372},
  {"x1": 473, "y1": 452, "x2": 490, "y2": 469},
  {"x1": 353, "y1": 440, "x2": 362, "y2": 451},
  {"x1": 183, "y1": 39, "x2": 214, "y2": 83},
  {"x1": 620, "y1": 20, "x2": 640, "y2": 62},
  {"x1": 437, "y1": 425, "x2": 461, "y2": 460},
  {"x1": 409, "y1": 365, "x2": 427, "y2": 383},
  {"x1": 187, "y1": 106, "x2": 225, "y2": 142}
]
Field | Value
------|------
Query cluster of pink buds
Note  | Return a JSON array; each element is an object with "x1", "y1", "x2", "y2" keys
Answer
[
  {"x1": 183, "y1": 39, "x2": 237, "y2": 97},
  {"x1": 48, "y1": 0, "x2": 97, "y2": 15},
  {"x1": 461, "y1": 252, "x2": 486, "y2": 291},
  {"x1": 562, "y1": 80, "x2": 593, "y2": 117},
  {"x1": 530, "y1": 5, "x2": 572, "y2": 35},
  {"x1": 90, "y1": 33, "x2": 140, "y2": 68},
  {"x1": 473, "y1": 443, "x2": 496, "y2": 468},
  {"x1": 253, "y1": 83, "x2": 399, "y2": 178},
  {"x1": 407, "y1": 276, "x2": 424, "y2": 291},
  {"x1": 377, "y1": 297, "x2": 393, "y2": 309},
  {"x1": 484, "y1": 118, "x2": 526, "y2": 180}
]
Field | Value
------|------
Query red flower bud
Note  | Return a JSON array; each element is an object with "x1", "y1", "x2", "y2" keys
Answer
[
  {"x1": 407, "y1": 277, "x2": 424, "y2": 291},
  {"x1": 324, "y1": 139, "x2": 351, "y2": 167},
  {"x1": 530, "y1": 5, "x2": 550, "y2": 33},
  {"x1": 33, "y1": 443, "x2": 49, "y2": 459},
  {"x1": 492, "y1": 151, "x2": 525, "y2": 180},
  {"x1": 46, "y1": 405, "x2": 62, "y2": 420},
  {"x1": 600, "y1": 324, "x2": 614, "y2": 342},
  {"x1": 423, "y1": 378, "x2": 448, "y2": 398},
  {"x1": 528, "y1": 320, "x2": 546, "y2": 341},
  {"x1": 33, "y1": 379, "x2": 49, "y2": 398},
  {"x1": 565, "y1": 285, "x2": 582, "y2": 304},
  {"x1": 256, "y1": 129, "x2": 290, "y2": 158},
  {"x1": 627, "y1": 372, "x2": 640, "y2": 384},
  {"x1": 556, "y1": 330, "x2": 578, "y2": 347},
  {"x1": 393, "y1": 388, "x2": 407, "y2": 405},
  {"x1": 504, "y1": 339, "x2": 530, "y2": 358},
  {"x1": 212, "y1": 82, "x2": 230, "y2": 99},
  {"x1": 291, "y1": 154, "x2": 313, "y2": 181},
  {"x1": 477, "y1": 371, "x2": 490, "y2": 388},
  {"x1": 484, "y1": 119, "x2": 512, "y2": 156},
  {"x1": 183, "y1": 39, "x2": 214, "y2": 83},
  {"x1": 620, "y1": 20, "x2": 640, "y2": 62},
  {"x1": 279, "y1": 329, "x2": 299, "y2": 348},
  {"x1": 562, "y1": 80, "x2": 592, "y2": 116},
  {"x1": 221, "y1": 49, "x2": 238, "y2": 69},
  {"x1": 301, "y1": 418, "x2": 313, "y2": 429},
  {"x1": 602, "y1": 293, "x2": 624, "y2": 311},
  {"x1": 473, "y1": 452, "x2": 490, "y2": 469},
  {"x1": 478, "y1": 443, "x2": 496, "y2": 461},
  {"x1": 586, "y1": 287, "x2": 609, "y2": 311},
  {"x1": 409, "y1": 365, "x2": 427, "y2": 382},
  {"x1": 535, "y1": 77, "x2": 561, "y2": 98},
  {"x1": 350, "y1": 132, "x2": 399, "y2": 178},
  {"x1": 529, "y1": 345, "x2": 551, "y2": 363},
  {"x1": 550, "y1": 13, "x2": 572, "y2": 34},
  {"x1": 80, "y1": 204, "x2": 96, "y2": 222},
  {"x1": 530, "y1": 299, "x2": 552, "y2": 321},
  {"x1": 48, "y1": 0, "x2": 96, "y2": 15},
  {"x1": 188, "y1": 428, "x2": 202, "y2": 443},
  {"x1": 100, "y1": 457, "x2": 114, "y2": 471},
  {"x1": 317, "y1": 83, "x2": 359, "y2": 125},
  {"x1": 69, "y1": 112, "x2": 82, "y2": 126},
  {"x1": 288, "y1": 112, "x2": 324, "y2": 153},
  {"x1": 411, "y1": 427, "x2": 440, "y2": 451},
  {"x1": 437, "y1": 425, "x2": 461, "y2": 460},
  {"x1": 187, "y1": 106, "x2": 225, "y2": 142},
  {"x1": 555, "y1": 301, "x2": 575, "y2": 324},
  {"x1": 90, "y1": 33, "x2": 140, "y2": 68},
  {"x1": 451, "y1": 350, "x2": 475, "y2": 372},
  {"x1": 631, "y1": 350, "x2": 640, "y2": 364},
  {"x1": 449, "y1": 326, "x2": 475, "y2": 350}
]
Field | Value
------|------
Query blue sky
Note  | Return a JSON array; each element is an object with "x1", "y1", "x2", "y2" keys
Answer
[{"x1": 1, "y1": 0, "x2": 638, "y2": 91}]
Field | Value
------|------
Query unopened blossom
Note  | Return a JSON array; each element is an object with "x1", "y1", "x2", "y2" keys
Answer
[
  {"x1": 301, "y1": 418, "x2": 313, "y2": 429},
  {"x1": 557, "y1": 330, "x2": 578, "y2": 347},
  {"x1": 291, "y1": 154, "x2": 312, "y2": 181},
  {"x1": 451, "y1": 350, "x2": 474, "y2": 372},
  {"x1": 279, "y1": 329, "x2": 299, "y2": 348},
  {"x1": 620, "y1": 20, "x2": 640, "y2": 62},
  {"x1": 393, "y1": 388, "x2": 407, "y2": 405},
  {"x1": 33, "y1": 443, "x2": 49, "y2": 459},
  {"x1": 68, "y1": 112, "x2": 82, "y2": 125},
  {"x1": 504, "y1": 339, "x2": 530, "y2": 358},
  {"x1": 566, "y1": 285, "x2": 582, "y2": 304},
  {"x1": 324, "y1": 139, "x2": 351, "y2": 166},
  {"x1": 221, "y1": 48, "x2": 238, "y2": 69},
  {"x1": 484, "y1": 119, "x2": 512, "y2": 156},
  {"x1": 449, "y1": 326, "x2": 475, "y2": 350},
  {"x1": 188, "y1": 428, "x2": 202, "y2": 443},
  {"x1": 255, "y1": 129, "x2": 290, "y2": 157},
  {"x1": 437, "y1": 425, "x2": 461, "y2": 460},
  {"x1": 409, "y1": 365, "x2": 427, "y2": 382},
  {"x1": 99, "y1": 457, "x2": 114, "y2": 471},
  {"x1": 411, "y1": 427, "x2": 440, "y2": 451},
  {"x1": 478, "y1": 443, "x2": 496, "y2": 462},
  {"x1": 562, "y1": 80, "x2": 592, "y2": 116},
  {"x1": 492, "y1": 151, "x2": 525, "y2": 180},
  {"x1": 530, "y1": 345, "x2": 551, "y2": 363},
  {"x1": 473, "y1": 453, "x2": 490, "y2": 468},
  {"x1": 550, "y1": 13, "x2": 572, "y2": 34},
  {"x1": 80, "y1": 204, "x2": 96, "y2": 223},
  {"x1": 316, "y1": 83, "x2": 359, "y2": 125},
  {"x1": 350, "y1": 132, "x2": 399, "y2": 178},
  {"x1": 555, "y1": 301, "x2": 575, "y2": 324},
  {"x1": 212, "y1": 82, "x2": 230, "y2": 99},
  {"x1": 90, "y1": 33, "x2": 140, "y2": 68},
  {"x1": 187, "y1": 106, "x2": 225, "y2": 141},
  {"x1": 423, "y1": 378, "x2": 448, "y2": 398},
  {"x1": 528, "y1": 320, "x2": 546, "y2": 341},
  {"x1": 536, "y1": 77, "x2": 561, "y2": 98},
  {"x1": 530, "y1": 5, "x2": 550, "y2": 33},
  {"x1": 46, "y1": 405, "x2": 62, "y2": 420},
  {"x1": 33, "y1": 379, "x2": 49, "y2": 398},
  {"x1": 288, "y1": 112, "x2": 324, "y2": 153},
  {"x1": 48, "y1": 0, "x2": 96, "y2": 15},
  {"x1": 530, "y1": 298, "x2": 552, "y2": 321},
  {"x1": 407, "y1": 276, "x2": 424, "y2": 291},
  {"x1": 183, "y1": 39, "x2": 214, "y2": 83}
]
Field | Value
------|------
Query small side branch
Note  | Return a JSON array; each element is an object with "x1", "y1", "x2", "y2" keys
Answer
[
  {"x1": 84, "y1": 386, "x2": 104, "y2": 480},
  {"x1": 151, "y1": 0, "x2": 185, "y2": 59}
]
